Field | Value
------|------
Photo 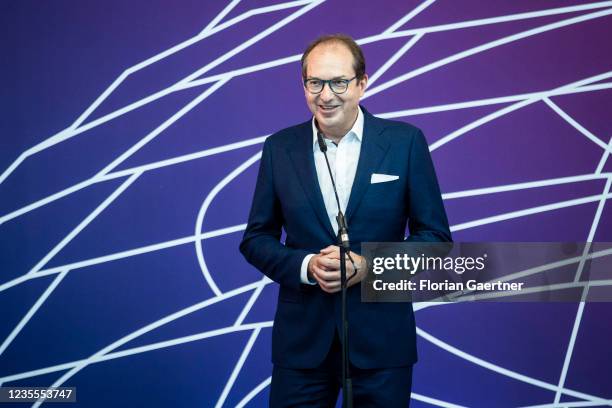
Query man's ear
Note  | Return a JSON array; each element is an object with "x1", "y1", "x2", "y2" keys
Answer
[{"x1": 358, "y1": 74, "x2": 368, "y2": 95}]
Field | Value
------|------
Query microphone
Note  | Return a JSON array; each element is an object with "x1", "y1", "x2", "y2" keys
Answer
[
  {"x1": 316, "y1": 129, "x2": 349, "y2": 247},
  {"x1": 316, "y1": 129, "x2": 328, "y2": 153}
]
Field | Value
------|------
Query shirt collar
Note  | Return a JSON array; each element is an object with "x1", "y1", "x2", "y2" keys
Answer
[{"x1": 311, "y1": 106, "x2": 364, "y2": 150}]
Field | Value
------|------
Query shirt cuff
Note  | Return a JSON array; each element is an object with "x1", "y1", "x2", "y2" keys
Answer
[{"x1": 300, "y1": 254, "x2": 317, "y2": 285}]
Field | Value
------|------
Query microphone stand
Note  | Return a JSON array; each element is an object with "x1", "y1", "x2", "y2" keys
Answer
[
  {"x1": 337, "y1": 213, "x2": 353, "y2": 408},
  {"x1": 316, "y1": 127, "x2": 355, "y2": 408}
]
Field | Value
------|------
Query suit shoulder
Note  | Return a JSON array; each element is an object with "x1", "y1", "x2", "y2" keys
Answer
[
  {"x1": 373, "y1": 116, "x2": 425, "y2": 146},
  {"x1": 380, "y1": 117, "x2": 422, "y2": 137},
  {"x1": 264, "y1": 120, "x2": 310, "y2": 148}
]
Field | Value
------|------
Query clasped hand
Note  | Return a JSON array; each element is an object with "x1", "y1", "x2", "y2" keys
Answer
[{"x1": 307, "y1": 245, "x2": 367, "y2": 293}]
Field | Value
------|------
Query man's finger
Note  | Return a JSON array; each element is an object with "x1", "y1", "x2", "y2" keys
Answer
[
  {"x1": 319, "y1": 257, "x2": 340, "y2": 270},
  {"x1": 319, "y1": 280, "x2": 341, "y2": 293},
  {"x1": 311, "y1": 262, "x2": 338, "y2": 280},
  {"x1": 321, "y1": 250, "x2": 341, "y2": 260},
  {"x1": 320, "y1": 245, "x2": 339, "y2": 254},
  {"x1": 311, "y1": 264, "x2": 329, "y2": 279},
  {"x1": 315, "y1": 268, "x2": 341, "y2": 282},
  {"x1": 312, "y1": 273, "x2": 338, "y2": 292}
]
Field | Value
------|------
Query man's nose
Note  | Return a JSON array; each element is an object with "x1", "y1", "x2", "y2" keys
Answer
[{"x1": 319, "y1": 83, "x2": 335, "y2": 101}]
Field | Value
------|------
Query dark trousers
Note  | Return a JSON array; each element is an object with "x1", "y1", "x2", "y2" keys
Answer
[{"x1": 269, "y1": 330, "x2": 413, "y2": 407}]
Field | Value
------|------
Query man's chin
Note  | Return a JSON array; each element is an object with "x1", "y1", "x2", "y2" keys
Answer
[{"x1": 315, "y1": 114, "x2": 341, "y2": 130}]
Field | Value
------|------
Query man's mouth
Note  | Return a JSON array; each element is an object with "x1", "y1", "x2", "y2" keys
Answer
[{"x1": 319, "y1": 105, "x2": 339, "y2": 112}]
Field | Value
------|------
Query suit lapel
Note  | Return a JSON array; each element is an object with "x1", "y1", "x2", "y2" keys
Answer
[
  {"x1": 288, "y1": 122, "x2": 336, "y2": 240},
  {"x1": 345, "y1": 108, "x2": 389, "y2": 222}
]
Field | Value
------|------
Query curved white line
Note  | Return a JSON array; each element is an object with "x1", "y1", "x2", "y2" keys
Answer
[
  {"x1": 194, "y1": 151, "x2": 262, "y2": 296},
  {"x1": 234, "y1": 376, "x2": 271, "y2": 408}
]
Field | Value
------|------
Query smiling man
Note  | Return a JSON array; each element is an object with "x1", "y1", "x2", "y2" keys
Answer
[
  {"x1": 303, "y1": 39, "x2": 366, "y2": 143},
  {"x1": 240, "y1": 34, "x2": 451, "y2": 407}
]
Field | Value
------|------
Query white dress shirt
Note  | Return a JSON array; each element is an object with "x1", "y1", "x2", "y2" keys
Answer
[{"x1": 300, "y1": 107, "x2": 364, "y2": 284}]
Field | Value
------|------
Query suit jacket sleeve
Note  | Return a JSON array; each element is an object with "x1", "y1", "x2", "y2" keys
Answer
[
  {"x1": 405, "y1": 129, "x2": 452, "y2": 243},
  {"x1": 239, "y1": 138, "x2": 310, "y2": 290}
]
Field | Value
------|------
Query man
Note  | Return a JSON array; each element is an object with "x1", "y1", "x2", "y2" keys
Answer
[{"x1": 240, "y1": 34, "x2": 451, "y2": 407}]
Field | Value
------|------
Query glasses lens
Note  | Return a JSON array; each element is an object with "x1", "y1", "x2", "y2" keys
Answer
[
  {"x1": 330, "y1": 80, "x2": 348, "y2": 93},
  {"x1": 306, "y1": 79, "x2": 323, "y2": 93}
]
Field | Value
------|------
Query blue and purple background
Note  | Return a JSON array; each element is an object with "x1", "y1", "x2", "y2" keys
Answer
[{"x1": 2, "y1": 1, "x2": 612, "y2": 406}]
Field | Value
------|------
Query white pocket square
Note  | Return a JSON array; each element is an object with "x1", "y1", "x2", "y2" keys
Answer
[{"x1": 370, "y1": 173, "x2": 399, "y2": 184}]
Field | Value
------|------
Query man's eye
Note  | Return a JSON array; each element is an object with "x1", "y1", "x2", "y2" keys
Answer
[
  {"x1": 332, "y1": 80, "x2": 347, "y2": 87},
  {"x1": 309, "y1": 80, "x2": 322, "y2": 86}
]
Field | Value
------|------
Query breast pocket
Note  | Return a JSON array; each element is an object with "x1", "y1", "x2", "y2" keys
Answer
[{"x1": 367, "y1": 178, "x2": 405, "y2": 207}]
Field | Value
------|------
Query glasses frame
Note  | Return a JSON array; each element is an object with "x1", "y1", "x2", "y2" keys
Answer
[{"x1": 303, "y1": 76, "x2": 358, "y2": 94}]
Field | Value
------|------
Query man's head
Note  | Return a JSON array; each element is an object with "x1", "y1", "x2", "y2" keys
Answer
[{"x1": 301, "y1": 34, "x2": 368, "y2": 139}]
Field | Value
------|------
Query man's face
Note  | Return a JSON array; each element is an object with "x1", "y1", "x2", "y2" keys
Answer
[{"x1": 304, "y1": 43, "x2": 368, "y2": 135}]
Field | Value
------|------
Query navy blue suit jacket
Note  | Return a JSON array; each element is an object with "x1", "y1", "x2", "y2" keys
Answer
[{"x1": 240, "y1": 106, "x2": 451, "y2": 369}]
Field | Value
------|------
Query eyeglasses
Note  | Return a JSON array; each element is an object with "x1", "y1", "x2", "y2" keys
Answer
[{"x1": 303, "y1": 76, "x2": 358, "y2": 94}]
